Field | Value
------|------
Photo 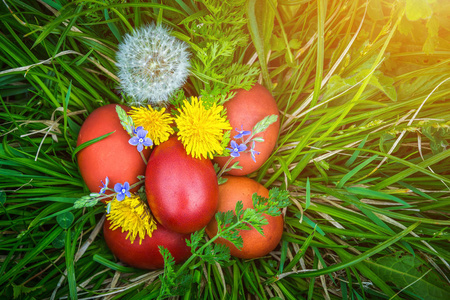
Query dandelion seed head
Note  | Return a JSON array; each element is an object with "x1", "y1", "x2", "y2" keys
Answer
[{"x1": 116, "y1": 24, "x2": 191, "y2": 106}]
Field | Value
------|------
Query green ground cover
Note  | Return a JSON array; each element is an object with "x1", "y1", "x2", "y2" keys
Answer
[{"x1": 0, "y1": 0, "x2": 449, "y2": 299}]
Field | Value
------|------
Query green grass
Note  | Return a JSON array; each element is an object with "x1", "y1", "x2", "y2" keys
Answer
[{"x1": 1, "y1": 0, "x2": 449, "y2": 299}]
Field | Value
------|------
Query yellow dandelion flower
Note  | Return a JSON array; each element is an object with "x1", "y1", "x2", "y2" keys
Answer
[
  {"x1": 175, "y1": 96, "x2": 231, "y2": 159},
  {"x1": 106, "y1": 194, "x2": 157, "y2": 245},
  {"x1": 128, "y1": 106, "x2": 174, "y2": 145}
]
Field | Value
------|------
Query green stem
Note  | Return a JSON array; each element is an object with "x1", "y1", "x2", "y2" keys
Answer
[
  {"x1": 130, "y1": 179, "x2": 145, "y2": 190},
  {"x1": 174, "y1": 220, "x2": 246, "y2": 277},
  {"x1": 217, "y1": 157, "x2": 234, "y2": 179},
  {"x1": 140, "y1": 151, "x2": 148, "y2": 165}
]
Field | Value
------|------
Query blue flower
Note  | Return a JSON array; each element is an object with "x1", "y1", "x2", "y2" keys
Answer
[
  {"x1": 234, "y1": 125, "x2": 251, "y2": 139},
  {"x1": 250, "y1": 142, "x2": 260, "y2": 163},
  {"x1": 227, "y1": 140, "x2": 247, "y2": 158},
  {"x1": 129, "y1": 128, "x2": 153, "y2": 152},
  {"x1": 99, "y1": 177, "x2": 109, "y2": 194},
  {"x1": 132, "y1": 126, "x2": 144, "y2": 135},
  {"x1": 114, "y1": 182, "x2": 131, "y2": 201}
]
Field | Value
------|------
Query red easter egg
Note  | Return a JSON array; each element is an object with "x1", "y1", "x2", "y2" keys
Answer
[
  {"x1": 103, "y1": 219, "x2": 191, "y2": 270},
  {"x1": 145, "y1": 137, "x2": 219, "y2": 234},
  {"x1": 77, "y1": 104, "x2": 150, "y2": 194},
  {"x1": 214, "y1": 83, "x2": 280, "y2": 176},
  {"x1": 206, "y1": 176, "x2": 284, "y2": 259}
]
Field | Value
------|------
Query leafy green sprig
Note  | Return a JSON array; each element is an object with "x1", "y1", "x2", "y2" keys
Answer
[
  {"x1": 115, "y1": 105, "x2": 150, "y2": 164},
  {"x1": 73, "y1": 193, "x2": 104, "y2": 209},
  {"x1": 115, "y1": 105, "x2": 135, "y2": 136},
  {"x1": 177, "y1": 0, "x2": 260, "y2": 109},
  {"x1": 157, "y1": 187, "x2": 290, "y2": 299}
]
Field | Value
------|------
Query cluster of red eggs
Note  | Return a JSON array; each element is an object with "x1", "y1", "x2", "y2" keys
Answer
[{"x1": 76, "y1": 84, "x2": 283, "y2": 269}]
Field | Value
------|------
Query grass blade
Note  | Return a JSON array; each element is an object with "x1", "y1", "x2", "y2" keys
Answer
[
  {"x1": 336, "y1": 155, "x2": 379, "y2": 188},
  {"x1": 289, "y1": 222, "x2": 420, "y2": 278},
  {"x1": 71, "y1": 131, "x2": 115, "y2": 160}
]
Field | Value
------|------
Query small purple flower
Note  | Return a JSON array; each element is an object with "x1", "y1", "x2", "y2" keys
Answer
[
  {"x1": 132, "y1": 126, "x2": 144, "y2": 135},
  {"x1": 99, "y1": 177, "x2": 109, "y2": 194},
  {"x1": 129, "y1": 128, "x2": 153, "y2": 152},
  {"x1": 227, "y1": 140, "x2": 247, "y2": 158},
  {"x1": 114, "y1": 182, "x2": 131, "y2": 201},
  {"x1": 250, "y1": 142, "x2": 260, "y2": 163},
  {"x1": 234, "y1": 125, "x2": 251, "y2": 139}
]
